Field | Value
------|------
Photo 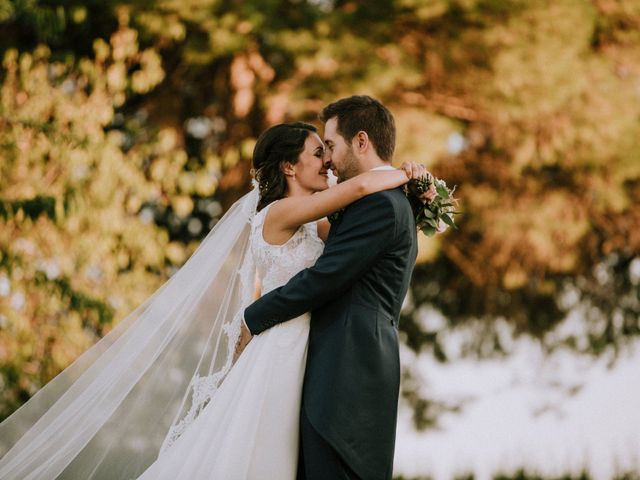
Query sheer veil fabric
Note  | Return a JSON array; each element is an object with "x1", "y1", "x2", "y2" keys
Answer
[{"x1": 0, "y1": 183, "x2": 260, "y2": 479}]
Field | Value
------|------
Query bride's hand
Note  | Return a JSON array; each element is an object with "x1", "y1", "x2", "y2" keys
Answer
[
  {"x1": 401, "y1": 161, "x2": 422, "y2": 180},
  {"x1": 401, "y1": 162, "x2": 436, "y2": 203}
]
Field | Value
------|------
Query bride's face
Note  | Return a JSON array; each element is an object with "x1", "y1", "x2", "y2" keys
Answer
[{"x1": 290, "y1": 132, "x2": 330, "y2": 193}]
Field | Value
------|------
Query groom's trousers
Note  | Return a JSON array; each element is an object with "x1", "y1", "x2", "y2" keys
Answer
[{"x1": 297, "y1": 409, "x2": 361, "y2": 480}]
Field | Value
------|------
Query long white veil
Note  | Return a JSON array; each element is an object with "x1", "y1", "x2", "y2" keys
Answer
[{"x1": 0, "y1": 183, "x2": 260, "y2": 479}]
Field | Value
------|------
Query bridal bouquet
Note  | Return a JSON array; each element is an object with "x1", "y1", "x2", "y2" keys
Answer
[{"x1": 408, "y1": 173, "x2": 458, "y2": 237}]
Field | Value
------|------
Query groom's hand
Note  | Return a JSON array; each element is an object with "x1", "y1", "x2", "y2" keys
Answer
[{"x1": 234, "y1": 321, "x2": 253, "y2": 359}]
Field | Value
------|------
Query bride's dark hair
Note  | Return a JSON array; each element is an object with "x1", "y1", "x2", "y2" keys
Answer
[{"x1": 252, "y1": 121, "x2": 318, "y2": 212}]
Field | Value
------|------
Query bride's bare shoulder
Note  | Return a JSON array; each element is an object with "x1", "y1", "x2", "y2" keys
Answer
[{"x1": 261, "y1": 200, "x2": 299, "y2": 245}]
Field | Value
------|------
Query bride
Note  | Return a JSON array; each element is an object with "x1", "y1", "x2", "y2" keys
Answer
[{"x1": 0, "y1": 121, "x2": 428, "y2": 479}]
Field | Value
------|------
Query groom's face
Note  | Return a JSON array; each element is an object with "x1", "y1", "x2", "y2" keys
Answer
[{"x1": 323, "y1": 117, "x2": 360, "y2": 182}]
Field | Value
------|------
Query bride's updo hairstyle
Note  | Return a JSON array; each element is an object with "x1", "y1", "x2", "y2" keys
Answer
[{"x1": 252, "y1": 121, "x2": 318, "y2": 212}]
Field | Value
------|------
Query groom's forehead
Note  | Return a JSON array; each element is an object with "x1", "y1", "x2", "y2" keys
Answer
[
  {"x1": 324, "y1": 117, "x2": 338, "y2": 133},
  {"x1": 323, "y1": 119, "x2": 339, "y2": 142}
]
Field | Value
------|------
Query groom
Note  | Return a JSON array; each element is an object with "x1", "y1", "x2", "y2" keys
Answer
[{"x1": 243, "y1": 95, "x2": 418, "y2": 480}]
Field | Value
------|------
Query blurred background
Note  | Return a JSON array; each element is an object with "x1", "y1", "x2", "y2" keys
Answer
[{"x1": 0, "y1": 0, "x2": 639, "y2": 478}]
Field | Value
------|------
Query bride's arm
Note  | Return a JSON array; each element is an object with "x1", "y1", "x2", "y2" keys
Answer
[{"x1": 268, "y1": 169, "x2": 410, "y2": 232}]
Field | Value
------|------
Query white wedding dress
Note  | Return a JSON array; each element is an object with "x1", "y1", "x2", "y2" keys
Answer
[{"x1": 136, "y1": 201, "x2": 324, "y2": 480}]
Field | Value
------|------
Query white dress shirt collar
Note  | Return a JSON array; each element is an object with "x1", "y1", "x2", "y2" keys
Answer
[{"x1": 370, "y1": 165, "x2": 395, "y2": 171}]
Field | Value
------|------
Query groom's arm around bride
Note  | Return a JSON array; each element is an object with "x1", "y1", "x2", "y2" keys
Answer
[{"x1": 245, "y1": 190, "x2": 397, "y2": 334}]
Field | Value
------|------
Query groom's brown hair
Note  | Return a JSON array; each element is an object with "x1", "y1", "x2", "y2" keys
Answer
[{"x1": 319, "y1": 95, "x2": 395, "y2": 162}]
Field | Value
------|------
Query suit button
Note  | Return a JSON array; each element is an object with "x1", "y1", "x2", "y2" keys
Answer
[{"x1": 390, "y1": 319, "x2": 395, "y2": 326}]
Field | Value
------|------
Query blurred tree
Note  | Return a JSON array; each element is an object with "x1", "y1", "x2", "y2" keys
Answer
[
  {"x1": 1, "y1": 0, "x2": 639, "y2": 430},
  {"x1": 396, "y1": 0, "x2": 640, "y2": 361},
  {"x1": 0, "y1": 20, "x2": 202, "y2": 418}
]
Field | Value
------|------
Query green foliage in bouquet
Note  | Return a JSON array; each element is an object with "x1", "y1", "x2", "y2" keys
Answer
[{"x1": 412, "y1": 174, "x2": 459, "y2": 237}]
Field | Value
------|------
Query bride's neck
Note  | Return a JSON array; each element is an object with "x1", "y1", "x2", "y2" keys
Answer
[{"x1": 284, "y1": 180, "x2": 314, "y2": 198}]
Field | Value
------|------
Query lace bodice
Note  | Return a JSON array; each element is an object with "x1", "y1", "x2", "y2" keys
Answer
[{"x1": 250, "y1": 201, "x2": 325, "y2": 295}]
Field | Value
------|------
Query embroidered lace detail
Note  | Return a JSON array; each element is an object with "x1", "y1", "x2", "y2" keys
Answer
[
  {"x1": 159, "y1": 185, "x2": 259, "y2": 454},
  {"x1": 250, "y1": 201, "x2": 324, "y2": 295},
  {"x1": 159, "y1": 312, "x2": 245, "y2": 453}
]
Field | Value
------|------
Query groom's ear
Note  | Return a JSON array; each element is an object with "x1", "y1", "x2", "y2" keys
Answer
[{"x1": 352, "y1": 131, "x2": 369, "y2": 154}]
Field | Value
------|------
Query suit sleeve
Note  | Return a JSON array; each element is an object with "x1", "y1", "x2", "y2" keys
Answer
[{"x1": 244, "y1": 193, "x2": 396, "y2": 335}]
